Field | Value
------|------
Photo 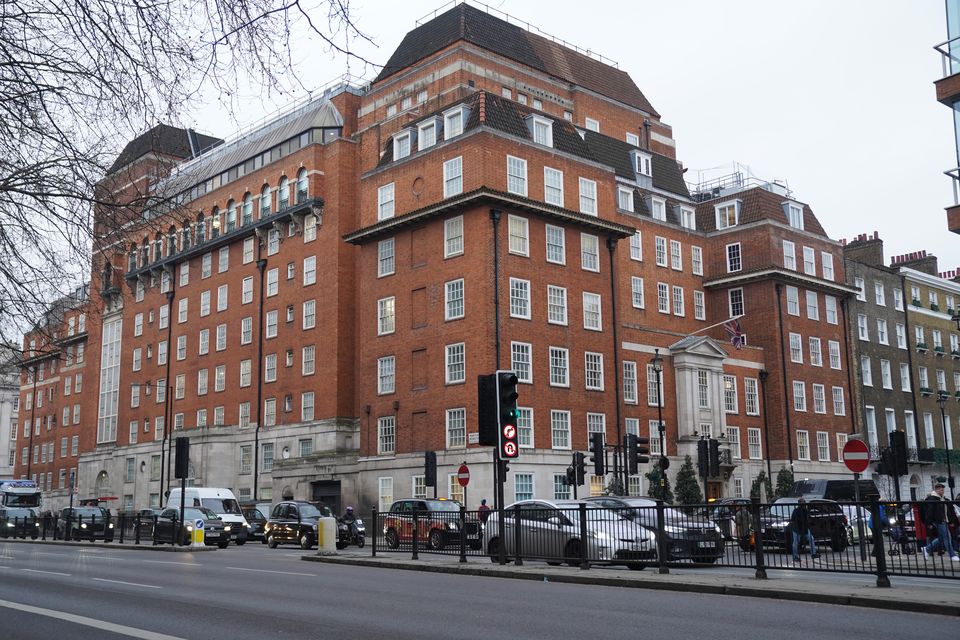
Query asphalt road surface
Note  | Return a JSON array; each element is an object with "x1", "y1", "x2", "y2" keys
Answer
[{"x1": 0, "y1": 542, "x2": 954, "y2": 640}]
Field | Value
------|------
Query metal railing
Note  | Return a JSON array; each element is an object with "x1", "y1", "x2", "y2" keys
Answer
[
  {"x1": 934, "y1": 35, "x2": 960, "y2": 79},
  {"x1": 370, "y1": 499, "x2": 959, "y2": 583},
  {"x1": 0, "y1": 514, "x2": 197, "y2": 547}
]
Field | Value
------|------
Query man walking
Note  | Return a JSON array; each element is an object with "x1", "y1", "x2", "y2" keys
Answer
[
  {"x1": 922, "y1": 483, "x2": 959, "y2": 562},
  {"x1": 790, "y1": 498, "x2": 818, "y2": 563}
]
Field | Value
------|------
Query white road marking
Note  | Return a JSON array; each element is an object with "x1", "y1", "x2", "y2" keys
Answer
[
  {"x1": 0, "y1": 598, "x2": 186, "y2": 640},
  {"x1": 226, "y1": 566, "x2": 316, "y2": 577},
  {"x1": 22, "y1": 568, "x2": 70, "y2": 576},
  {"x1": 92, "y1": 578, "x2": 161, "y2": 589},
  {"x1": 141, "y1": 559, "x2": 200, "y2": 566}
]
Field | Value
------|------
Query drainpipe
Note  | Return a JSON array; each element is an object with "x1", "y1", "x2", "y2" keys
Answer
[
  {"x1": 253, "y1": 256, "x2": 267, "y2": 500},
  {"x1": 839, "y1": 297, "x2": 858, "y2": 435},
  {"x1": 606, "y1": 237, "x2": 624, "y2": 493},
  {"x1": 161, "y1": 286, "x2": 175, "y2": 498},
  {"x1": 774, "y1": 284, "x2": 795, "y2": 470},
  {"x1": 899, "y1": 273, "x2": 923, "y2": 452},
  {"x1": 490, "y1": 209, "x2": 502, "y2": 368}
]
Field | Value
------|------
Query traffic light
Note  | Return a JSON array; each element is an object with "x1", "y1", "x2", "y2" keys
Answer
[
  {"x1": 589, "y1": 432, "x2": 605, "y2": 476},
  {"x1": 477, "y1": 374, "x2": 497, "y2": 446},
  {"x1": 573, "y1": 452, "x2": 586, "y2": 486},
  {"x1": 424, "y1": 451, "x2": 437, "y2": 487},
  {"x1": 564, "y1": 466, "x2": 576, "y2": 486},
  {"x1": 708, "y1": 438, "x2": 720, "y2": 478},
  {"x1": 659, "y1": 455, "x2": 670, "y2": 471},
  {"x1": 174, "y1": 437, "x2": 189, "y2": 479},
  {"x1": 697, "y1": 438, "x2": 708, "y2": 478},
  {"x1": 889, "y1": 430, "x2": 909, "y2": 476},
  {"x1": 496, "y1": 370, "x2": 519, "y2": 459},
  {"x1": 625, "y1": 434, "x2": 652, "y2": 475}
]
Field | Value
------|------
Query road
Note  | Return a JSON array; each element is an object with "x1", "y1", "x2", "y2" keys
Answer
[{"x1": 0, "y1": 541, "x2": 954, "y2": 640}]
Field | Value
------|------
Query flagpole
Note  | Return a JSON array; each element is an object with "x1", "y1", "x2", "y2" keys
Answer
[{"x1": 687, "y1": 314, "x2": 745, "y2": 337}]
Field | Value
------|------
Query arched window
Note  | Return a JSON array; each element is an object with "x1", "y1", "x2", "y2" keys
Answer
[
  {"x1": 296, "y1": 168, "x2": 308, "y2": 204},
  {"x1": 141, "y1": 238, "x2": 150, "y2": 266},
  {"x1": 278, "y1": 176, "x2": 290, "y2": 210},
  {"x1": 153, "y1": 232, "x2": 163, "y2": 262},
  {"x1": 181, "y1": 220, "x2": 191, "y2": 250},
  {"x1": 167, "y1": 226, "x2": 177, "y2": 255},
  {"x1": 128, "y1": 244, "x2": 138, "y2": 272},
  {"x1": 210, "y1": 206, "x2": 220, "y2": 238},
  {"x1": 196, "y1": 213, "x2": 206, "y2": 243},
  {"x1": 260, "y1": 184, "x2": 271, "y2": 218},
  {"x1": 225, "y1": 200, "x2": 236, "y2": 232},
  {"x1": 242, "y1": 193, "x2": 253, "y2": 226}
]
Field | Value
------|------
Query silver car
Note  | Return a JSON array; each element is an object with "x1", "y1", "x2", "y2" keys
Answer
[{"x1": 484, "y1": 499, "x2": 656, "y2": 570}]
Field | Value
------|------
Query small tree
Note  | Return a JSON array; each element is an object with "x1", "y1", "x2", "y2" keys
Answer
[
  {"x1": 604, "y1": 475, "x2": 625, "y2": 497},
  {"x1": 750, "y1": 470, "x2": 774, "y2": 501},
  {"x1": 674, "y1": 455, "x2": 703, "y2": 505},
  {"x1": 775, "y1": 467, "x2": 795, "y2": 498},
  {"x1": 645, "y1": 462, "x2": 674, "y2": 503}
]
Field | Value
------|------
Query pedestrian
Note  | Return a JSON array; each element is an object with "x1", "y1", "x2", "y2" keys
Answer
[
  {"x1": 922, "y1": 483, "x2": 959, "y2": 562},
  {"x1": 734, "y1": 504, "x2": 753, "y2": 550},
  {"x1": 477, "y1": 498, "x2": 491, "y2": 524},
  {"x1": 790, "y1": 498, "x2": 818, "y2": 563}
]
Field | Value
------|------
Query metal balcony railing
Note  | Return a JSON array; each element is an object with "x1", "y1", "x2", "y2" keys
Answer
[{"x1": 934, "y1": 35, "x2": 960, "y2": 79}]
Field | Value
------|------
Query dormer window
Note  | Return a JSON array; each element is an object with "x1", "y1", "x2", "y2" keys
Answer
[
  {"x1": 647, "y1": 196, "x2": 666, "y2": 221},
  {"x1": 626, "y1": 132, "x2": 640, "y2": 147},
  {"x1": 617, "y1": 187, "x2": 634, "y2": 212},
  {"x1": 393, "y1": 130, "x2": 412, "y2": 160},
  {"x1": 443, "y1": 105, "x2": 469, "y2": 140},
  {"x1": 782, "y1": 201, "x2": 804, "y2": 230},
  {"x1": 632, "y1": 150, "x2": 652, "y2": 177},
  {"x1": 679, "y1": 206, "x2": 696, "y2": 230},
  {"x1": 526, "y1": 115, "x2": 553, "y2": 148},
  {"x1": 715, "y1": 200, "x2": 741, "y2": 229},
  {"x1": 418, "y1": 117, "x2": 438, "y2": 151}
]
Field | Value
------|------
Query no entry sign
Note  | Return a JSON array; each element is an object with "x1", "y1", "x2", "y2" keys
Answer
[
  {"x1": 842, "y1": 439, "x2": 870, "y2": 474},
  {"x1": 457, "y1": 464, "x2": 470, "y2": 487}
]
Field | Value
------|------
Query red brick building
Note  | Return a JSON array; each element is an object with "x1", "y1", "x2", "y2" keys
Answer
[{"x1": 16, "y1": 3, "x2": 859, "y2": 511}]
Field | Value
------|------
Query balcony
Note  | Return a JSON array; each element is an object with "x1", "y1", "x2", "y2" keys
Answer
[
  {"x1": 934, "y1": 35, "x2": 960, "y2": 105},
  {"x1": 917, "y1": 447, "x2": 960, "y2": 466}
]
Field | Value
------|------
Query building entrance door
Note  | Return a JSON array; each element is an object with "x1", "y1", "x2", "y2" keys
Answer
[
  {"x1": 311, "y1": 480, "x2": 341, "y2": 515},
  {"x1": 707, "y1": 481, "x2": 723, "y2": 501}
]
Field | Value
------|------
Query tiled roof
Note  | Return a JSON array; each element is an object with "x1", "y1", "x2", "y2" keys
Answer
[
  {"x1": 694, "y1": 186, "x2": 827, "y2": 236},
  {"x1": 581, "y1": 131, "x2": 690, "y2": 198},
  {"x1": 108, "y1": 124, "x2": 222, "y2": 175},
  {"x1": 377, "y1": 4, "x2": 659, "y2": 116}
]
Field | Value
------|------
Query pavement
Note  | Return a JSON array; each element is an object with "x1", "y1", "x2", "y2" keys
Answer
[{"x1": 304, "y1": 549, "x2": 960, "y2": 617}]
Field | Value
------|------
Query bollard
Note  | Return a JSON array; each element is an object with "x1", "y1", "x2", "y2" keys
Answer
[
  {"x1": 371, "y1": 508, "x2": 377, "y2": 558},
  {"x1": 459, "y1": 506, "x2": 467, "y2": 564},
  {"x1": 513, "y1": 506, "x2": 523, "y2": 567},
  {"x1": 316, "y1": 517, "x2": 337, "y2": 555},
  {"x1": 118, "y1": 514, "x2": 125, "y2": 544},
  {"x1": 134, "y1": 516, "x2": 141, "y2": 545},
  {"x1": 578, "y1": 503, "x2": 589, "y2": 570},
  {"x1": 751, "y1": 496, "x2": 767, "y2": 579},
  {"x1": 656, "y1": 500, "x2": 669, "y2": 574},
  {"x1": 411, "y1": 510, "x2": 419, "y2": 560},
  {"x1": 870, "y1": 499, "x2": 891, "y2": 588}
]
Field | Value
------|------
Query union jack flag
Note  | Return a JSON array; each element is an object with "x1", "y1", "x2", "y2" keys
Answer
[{"x1": 723, "y1": 318, "x2": 744, "y2": 350}]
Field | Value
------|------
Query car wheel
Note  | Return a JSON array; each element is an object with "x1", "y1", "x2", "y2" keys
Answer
[
  {"x1": 236, "y1": 538, "x2": 246, "y2": 546},
  {"x1": 831, "y1": 531, "x2": 847, "y2": 552},
  {"x1": 487, "y1": 537, "x2": 505, "y2": 563},
  {"x1": 385, "y1": 528, "x2": 400, "y2": 549},
  {"x1": 218, "y1": 540, "x2": 229, "y2": 549},
  {"x1": 627, "y1": 563, "x2": 646, "y2": 571},
  {"x1": 692, "y1": 555, "x2": 719, "y2": 564},
  {"x1": 261, "y1": 536, "x2": 268, "y2": 545},
  {"x1": 299, "y1": 532, "x2": 313, "y2": 550},
  {"x1": 267, "y1": 533, "x2": 278, "y2": 549},
  {"x1": 564, "y1": 539, "x2": 581, "y2": 567},
  {"x1": 546, "y1": 561, "x2": 562, "y2": 566},
  {"x1": 428, "y1": 529, "x2": 445, "y2": 551}
]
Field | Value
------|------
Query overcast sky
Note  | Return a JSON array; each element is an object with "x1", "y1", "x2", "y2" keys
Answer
[{"x1": 190, "y1": 1, "x2": 956, "y2": 271}]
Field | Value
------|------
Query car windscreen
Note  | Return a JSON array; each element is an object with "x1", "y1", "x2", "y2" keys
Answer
[
  {"x1": 300, "y1": 504, "x2": 331, "y2": 519},
  {"x1": 766, "y1": 504, "x2": 796, "y2": 520},
  {"x1": 2, "y1": 508, "x2": 36, "y2": 518},
  {"x1": 201, "y1": 498, "x2": 242, "y2": 514},
  {"x1": 70, "y1": 508, "x2": 107, "y2": 518},
  {"x1": 426, "y1": 501, "x2": 461, "y2": 512},
  {"x1": 185, "y1": 507, "x2": 220, "y2": 520}
]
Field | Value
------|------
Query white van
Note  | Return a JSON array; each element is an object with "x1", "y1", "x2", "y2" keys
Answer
[{"x1": 167, "y1": 487, "x2": 250, "y2": 545}]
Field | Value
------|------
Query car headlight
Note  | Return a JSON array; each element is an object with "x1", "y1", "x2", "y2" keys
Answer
[
  {"x1": 34, "y1": 522, "x2": 40, "y2": 527},
  {"x1": 224, "y1": 525, "x2": 231, "y2": 532},
  {"x1": 312, "y1": 523, "x2": 318, "y2": 530},
  {"x1": 186, "y1": 525, "x2": 193, "y2": 532},
  {"x1": 446, "y1": 522, "x2": 459, "y2": 531},
  {"x1": 714, "y1": 524, "x2": 722, "y2": 534},
  {"x1": 773, "y1": 521, "x2": 790, "y2": 528},
  {"x1": 5, "y1": 523, "x2": 13, "y2": 528},
  {"x1": 109, "y1": 523, "x2": 115, "y2": 529},
  {"x1": 80, "y1": 523, "x2": 87, "y2": 529},
  {"x1": 663, "y1": 525, "x2": 686, "y2": 534}
]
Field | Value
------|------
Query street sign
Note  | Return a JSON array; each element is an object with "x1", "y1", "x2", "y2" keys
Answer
[
  {"x1": 842, "y1": 439, "x2": 870, "y2": 474},
  {"x1": 457, "y1": 464, "x2": 470, "y2": 487}
]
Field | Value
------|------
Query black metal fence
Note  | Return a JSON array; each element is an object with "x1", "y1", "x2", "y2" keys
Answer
[
  {"x1": 370, "y1": 498, "x2": 960, "y2": 582},
  {"x1": 0, "y1": 513, "x2": 195, "y2": 546}
]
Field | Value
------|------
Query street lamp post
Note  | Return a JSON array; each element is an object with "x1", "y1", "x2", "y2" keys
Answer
[
  {"x1": 936, "y1": 391, "x2": 956, "y2": 500},
  {"x1": 650, "y1": 349, "x2": 666, "y2": 475}
]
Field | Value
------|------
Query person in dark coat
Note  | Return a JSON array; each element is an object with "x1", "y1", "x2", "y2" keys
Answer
[
  {"x1": 790, "y1": 498, "x2": 818, "y2": 563},
  {"x1": 477, "y1": 499, "x2": 491, "y2": 524},
  {"x1": 922, "y1": 483, "x2": 958, "y2": 562}
]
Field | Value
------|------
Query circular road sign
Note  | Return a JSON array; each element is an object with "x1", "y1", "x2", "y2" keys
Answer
[
  {"x1": 457, "y1": 464, "x2": 470, "y2": 487},
  {"x1": 842, "y1": 439, "x2": 870, "y2": 474}
]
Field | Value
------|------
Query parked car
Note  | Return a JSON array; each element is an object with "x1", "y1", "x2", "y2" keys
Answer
[
  {"x1": 484, "y1": 499, "x2": 656, "y2": 569},
  {"x1": 841, "y1": 504, "x2": 872, "y2": 543},
  {"x1": 759, "y1": 498, "x2": 848, "y2": 552},
  {"x1": 152, "y1": 506, "x2": 231, "y2": 548},
  {"x1": 0, "y1": 507, "x2": 40, "y2": 539},
  {"x1": 265, "y1": 501, "x2": 334, "y2": 550},
  {"x1": 707, "y1": 498, "x2": 752, "y2": 540},
  {"x1": 56, "y1": 507, "x2": 114, "y2": 541},
  {"x1": 167, "y1": 487, "x2": 249, "y2": 545},
  {"x1": 583, "y1": 496, "x2": 725, "y2": 563},
  {"x1": 242, "y1": 506, "x2": 268, "y2": 543},
  {"x1": 383, "y1": 499, "x2": 482, "y2": 551}
]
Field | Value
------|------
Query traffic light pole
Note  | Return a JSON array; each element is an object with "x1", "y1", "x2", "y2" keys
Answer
[{"x1": 494, "y1": 448, "x2": 506, "y2": 566}]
